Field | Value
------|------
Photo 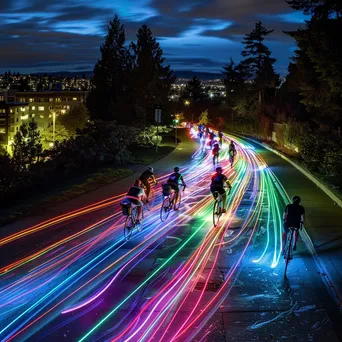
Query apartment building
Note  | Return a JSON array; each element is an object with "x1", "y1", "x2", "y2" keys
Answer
[
  {"x1": 0, "y1": 92, "x2": 28, "y2": 153},
  {"x1": 15, "y1": 91, "x2": 89, "y2": 128}
]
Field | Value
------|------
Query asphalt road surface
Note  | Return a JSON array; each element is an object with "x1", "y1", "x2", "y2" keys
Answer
[{"x1": 0, "y1": 129, "x2": 341, "y2": 342}]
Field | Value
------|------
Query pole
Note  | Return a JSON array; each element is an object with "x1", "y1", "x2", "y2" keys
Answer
[
  {"x1": 156, "y1": 124, "x2": 159, "y2": 152},
  {"x1": 52, "y1": 111, "x2": 56, "y2": 144},
  {"x1": 175, "y1": 124, "x2": 177, "y2": 145}
]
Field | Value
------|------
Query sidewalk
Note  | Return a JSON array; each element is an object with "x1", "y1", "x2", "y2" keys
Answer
[
  {"x1": 248, "y1": 139, "x2": 342, "y2": 304},
  {"x1": 0, "y1": 129, "x2": 198, "y2": 239}
]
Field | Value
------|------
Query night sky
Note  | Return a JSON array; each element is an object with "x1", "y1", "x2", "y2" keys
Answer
[{"x1": 0, "y1": 0, "x2": 309, "y2": 75}]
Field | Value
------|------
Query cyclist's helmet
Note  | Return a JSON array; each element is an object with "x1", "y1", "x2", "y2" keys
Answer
[
  {"x1": 216, "y1": 166, "x2": 223, "y2": 173},
  {"x1": 292, "y1": 196, "x2": 301, "y2": 204},
  {"x1": 134, "y1": 179, "x2": 142, "y2": 187},
  {"x1": 147, "y1": 167, "x2": 154, "y2": 172},
  {"x1": 174, "y1": 167, "x2": 180, "y2": 172}
]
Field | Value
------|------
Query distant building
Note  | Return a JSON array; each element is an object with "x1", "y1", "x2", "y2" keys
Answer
[
  {"x1": 13, "y1": 90, "x2": 89, "y2": 128},
  {"x1": 0, "y1": 91, "x2": 28, "y2": 153},
  {"x1": 0, "y1": 90, "x2": 89, "y2": 152}
]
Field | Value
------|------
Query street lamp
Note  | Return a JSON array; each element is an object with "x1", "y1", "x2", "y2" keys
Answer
[
  {"x1": 52, "y1": 111, "x2": 56, "y2": 144},
  {"x1": 172, "y1": 114, "x2": 180, "y2": 144}
]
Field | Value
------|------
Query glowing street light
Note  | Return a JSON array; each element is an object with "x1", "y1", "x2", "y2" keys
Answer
[{"x1": 184, "y1": 100, "x2": 190, "y2": 106}]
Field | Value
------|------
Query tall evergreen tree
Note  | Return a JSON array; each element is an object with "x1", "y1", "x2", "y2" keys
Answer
[
  {"x1": 87, "y1": 15, "x2": 132, "y2": 122},
  {"x1": 130, "y1": 25, "x2": 175, "y2": 125},
  {"x1": 222, "y1": 58, "x2": 244, "y2": 108},
  {"x1": 286, "y1": 0, "x2": 342, "y2": 126},
  {"x1": 241, "y1": 21, "x2": 279, "y2": 109},
  {"x1": 181, "y1": 76, "x2": 207, "y2": 104}
]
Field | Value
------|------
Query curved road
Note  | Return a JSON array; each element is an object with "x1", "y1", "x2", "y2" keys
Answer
[{"x1": 0, "y1": 129, "x2": 340, "y2": 341}]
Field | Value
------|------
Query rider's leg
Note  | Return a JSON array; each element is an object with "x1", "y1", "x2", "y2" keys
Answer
[
  {"x1": 144, "y1": 181, "x2": 151, "y2": 199},
  {"x1": 222, "y1": 191, "x2": 227, "y2": 211},
  {"x1": 293, "y1": 230, "x2": 299, "y2": 248},
  {"x1": 282, "y1": 232, "x2": 287, "y2": 251},
  {"x1": 174, "y1": 190, "x2": 179, "y2": 206},
  {"x1": 282, "y1": 223, "x2": 289, "y2": 251},
  {"x1": 137, "y1": 204, "x2": 143, "y2": 221}
]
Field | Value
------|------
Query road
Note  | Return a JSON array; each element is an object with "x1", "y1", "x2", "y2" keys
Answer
[{"x1": 0, "y1": 129, "x2": 340, "y2": 342}]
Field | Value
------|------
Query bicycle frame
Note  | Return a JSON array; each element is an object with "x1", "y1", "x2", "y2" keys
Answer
[{"x1": 284, "y1": 226, "x2": 300, "y2": 277}]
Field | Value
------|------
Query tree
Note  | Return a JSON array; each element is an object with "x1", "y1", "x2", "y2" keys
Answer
[
  {"x1": 286, "y1": 0, "x2": 342, "y2": 127},
  {"x1": 86, "y1": 15, "x2": 132, "y2": 122},
  {"x1": 222, "y1": 58, "x2": 245, "y2": 109},
  {"x1": 241, "y1": 21, "x2": 280, "y2": 109},
  {"x1": 40, "y1": 125, "x2": 70, "y2": 150},
  {"x1": 181, "y1": 76, "x2": 207, "y2": 104},
  {"x1": 130, "y1": 25, "x2": 175, "y2": 125},
  {"x1": 57, "y1": 104, "x2": 89, "y2": 134},
  {"x1": 12, "y1": 119, "x2": 42, "y2": 170},
  {"x1": 287, "y1": 0, "x2": 342, "y2": 19},
  {"x1": 198, "y1": 110, "x2": 210, "y2": 125}
]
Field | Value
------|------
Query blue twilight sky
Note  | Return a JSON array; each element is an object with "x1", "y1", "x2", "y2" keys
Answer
[{"x1": 0, "y1": 0, "x2": 309, "y2": 75}]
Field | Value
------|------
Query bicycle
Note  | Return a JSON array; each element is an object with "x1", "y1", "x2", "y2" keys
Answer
[
  {"x1": 283, "y1": 226, "x2": 300, "y2": 277},
  {"x1": 144, "y1": 181, "x2": 157, "y2": 211},
  {"x1": 160, "y1": 184, "x2": 186, "y2": 222},
  {"x1": 121, "y1": 201, "x2": 145, "y2": 241},
  {"x1": 213, "y1": 151, "x2": 219, "y2": 167},
  {"x1": 229, "y1": 150, "x2": 235, "y2": 167},
  {"x1": 212, "y1": 187, "x2": 230, "y2": 227}
]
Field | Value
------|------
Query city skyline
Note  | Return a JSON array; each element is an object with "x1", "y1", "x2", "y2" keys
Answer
[{"x1": 0, "y1": 0, "x2": 309, "y2": 75}]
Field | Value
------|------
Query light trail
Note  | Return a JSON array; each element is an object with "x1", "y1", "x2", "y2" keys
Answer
[{"x1": 0, "y1": 128, "x2": 291, "y2": 342}]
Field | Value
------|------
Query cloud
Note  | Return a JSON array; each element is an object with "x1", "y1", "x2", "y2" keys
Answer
[{"x1": 0, "y1": 0, "x2": 306, "y2": 74}]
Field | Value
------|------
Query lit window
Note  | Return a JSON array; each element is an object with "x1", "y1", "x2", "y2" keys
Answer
[
  {"x1": 0, "y1": 128, "x2": 5, "y2": 134},
  {"x1": 56, "y1": 98, "x2": 61, "y2": 102},
  {"x1": 20, "y1": 107, "x2": 25, "y2": 112},
  {"x1": 10, "y1": 109, "x2": 13, "y2": 113},
  {"x1": 40, "y1": 115, "x2": 44, "y2": 119},
  {"x1": 61, "y1": 109, "x2": 66, "y2": 114},
  {"x1": 21, "y1": 115, "x2": 29, "y2": 120},
  {"x1": 49, "y1": 98, "x2": 54, "y2": 102},
  {"x1": 29, "y1": 98, "x2": 34, "y2": 102},
  {"x1": 72, "y1": 97, "x2": 77, "y2": 101},
  {"x1": 31, "y1": 106, "x2": 35, "y2": 110},
  {"x1": 38, "y1": 106, "x2": 44, "y2": 111},
  {"x1": 31, "y1": 114, "x2": 35, "y2": 118},
  {"x1": 67, "y1": 106, "x2": 70, "y2": 109},
  {"x1": 0, "y1": 109, "x2": 5, "y2": 113}
]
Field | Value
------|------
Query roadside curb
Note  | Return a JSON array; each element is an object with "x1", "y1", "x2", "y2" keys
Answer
[{"x1": 244, "y1": 137, "x2": 342, "y2": 209}]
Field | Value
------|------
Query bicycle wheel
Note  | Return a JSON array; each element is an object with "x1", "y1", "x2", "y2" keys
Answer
[
  {"x1": 174, "y1": 190, "x2": 182, "y2": 210},
  {"x1": 146, "y1": 188, "x2": 155, "y2": 211},
  {"x1": 213, "y1": 199, "x2": 221, "y2": 227},
  {"x1": 284, "y1": 232, "x2": 293, "y2": 277},
  {"x1": 160, "y1": 197, "x2": 171, "y2": 222},
  {"x1": 124, "y1": 215, "x2": 134, "y2": 241}
]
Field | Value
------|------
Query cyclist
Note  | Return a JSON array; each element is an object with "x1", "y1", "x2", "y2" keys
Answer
[
  {"x1": 139, "y1": 166, "x2": 156, "y2": 201},
  {"x1": 210, "y1": 166, "x2": 232, "y2": 213},
  {"x1": 229, "y1": 140, "x2": 236, "y2": 155},
  {"x1": 282, "y1": 196, "x2": 305, "y2": 251},
  {"x1": 212, "y1": 141, "x2": 220, "y2": 164},
  {"x1": 167, "y1": 167, "x2": 186, "y2": 210},
  {"x1": 229, "y1": 140, "x2": 236, "y2": 165},
  {"x1": 125, "y1": 180, "x2": 146, "y2": 223},
  {"x1": 218, "y1": 131, "x2": 223, "y2": 145}
]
